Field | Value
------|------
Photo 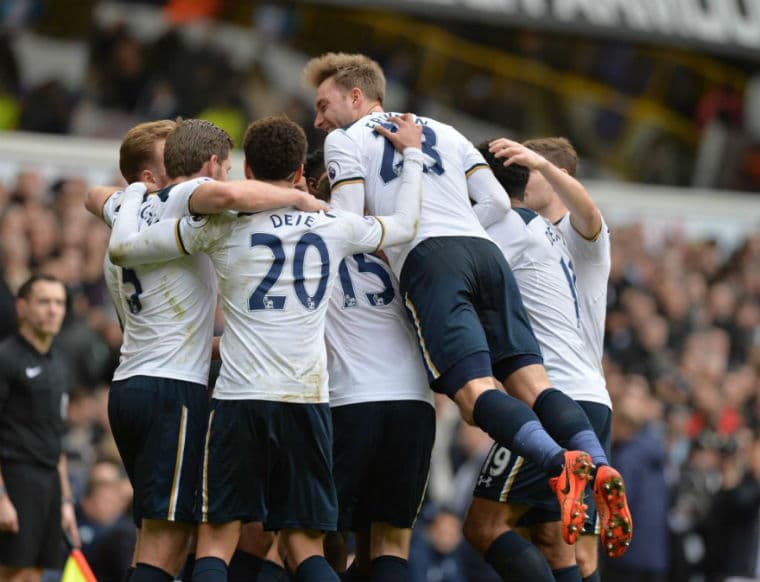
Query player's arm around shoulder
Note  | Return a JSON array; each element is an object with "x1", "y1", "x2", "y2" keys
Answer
[
  {"x1": 371, "y1": 114, "x2": 425, "y2": 249},
  {"x1": 108, "y1": 182, "x2": 185, "y2": 267},
  {"x1": 85, "y1": 185, "x2": 123, "y2": 225},
  {"x1": 189, "y1": 179, "x2": 327, "y2": 215}
]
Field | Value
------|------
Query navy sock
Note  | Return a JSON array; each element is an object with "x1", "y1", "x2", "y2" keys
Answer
[
  {"x1": 122, "y1": 566, "x2": 135, "y2": 582},
  {"x1": 582, "y1": 570, "x2": 601, "y2": 582},
  {"x1": 343, "y1": 560, "x2": 370, "y2": 582},
  {"x1": 259, "y1": 559, "x2": 291, "y2": 582},
  {"x1": 192, "y1": 557, "x2": 228, "y2": 582},
  {"x1": 473, "y1": 390, "x2": 565, "y2": 475},
  {"x1": 484, "y1": 531, "x2": 555, "y2": 582},
  {"x1": 552, "y1": 565, "x2": 582, "y2": 582},
  {"x1": 295, "y1": 556, "x2": 340, "y2": 582},
  {"x1": 370, "y1": 556, "x2": 408, "y2": 582},
  {"x1": 228, "y1": 549, "x2": 264, "y2": 581},
  {"x1": 132, "y1": 564, "x2": 174, "y2": 582},
  {"x1": 533, "y1": 389, "x2": 608, "y2": 467},
  {"x1": 180, "y1": 554, "x2": 195, "y2": 582}
]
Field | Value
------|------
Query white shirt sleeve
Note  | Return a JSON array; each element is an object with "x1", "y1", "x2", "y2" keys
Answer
[
  {"x1": 108, "y1": 183, "x2": 185, "y2": 267},
  {"x1": 557, "y1": 213, "x2": 611, "y2": 266},
  {"x1": 371, "y1": 147, "x2": 424, "y2": 248},
  {"x1": 463, "y1": 143, "x2": 510, "y2": 228},
  {"x1": 102, "y1": 189, "x2": 129, "y2": 228},
  {"x1": 324, "y1": 129, "x2": 366, "y2": 215}
]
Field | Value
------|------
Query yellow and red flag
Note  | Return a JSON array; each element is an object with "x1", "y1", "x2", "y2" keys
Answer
[{"x1": 61, "y1": 549, "x2": 97, "y2": 582}]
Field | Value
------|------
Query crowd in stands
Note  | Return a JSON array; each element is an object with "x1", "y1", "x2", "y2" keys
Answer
[
  {"x1": 0, "y1": 162, "x2": 758, "y2": 580},
  {"x1": 1, "y1": 1, "x2": 760, "y2": 191}
]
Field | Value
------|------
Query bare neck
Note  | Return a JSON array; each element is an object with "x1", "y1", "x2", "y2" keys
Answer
[{"x1": 19, "y1": 325, "x2": 53, "y2": 354}]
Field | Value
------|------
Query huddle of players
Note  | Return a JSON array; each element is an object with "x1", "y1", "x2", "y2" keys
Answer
[{"x1": 87, "y1": 51, "x2": 631, "y2": 582}]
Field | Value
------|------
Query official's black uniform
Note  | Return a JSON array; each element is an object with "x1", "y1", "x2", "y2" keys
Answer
[{"x1": 0, "y1": 332, "x2": 69, "y2": 568}]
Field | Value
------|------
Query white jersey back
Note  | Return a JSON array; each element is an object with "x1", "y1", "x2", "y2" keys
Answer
[
  {"x1": 177, "y1": 208, "x2": 386, "y2": 403},
  {"x1": 555, "y1": 213, "x2": 611, "y2": 371},
  {"x1": 324, "y1": 112, "x2": 491, "y2": 276},
  {"x1": 103, "y1": 178, "x2": 217, "y2": 385},
  {"x1": 487, "y1": 208, "x2": 610, "y2": 407},
  {"x1": 325, "y1": 253, "x2": 432, "y2": 408}
]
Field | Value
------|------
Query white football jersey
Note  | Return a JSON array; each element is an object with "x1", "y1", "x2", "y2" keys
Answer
[
  {"x1": 176, "y1": 208, "x2": 387, "y2": 403},
  {"x1": 487, "y1": 208, "x2": 610, "y2": 407},
  {"x1": 325, "y1": 253, "x2": 433, "y2": 408},
  {"x1": 324, "y1": 112, "x2": 496, "y2": 277},
  {"x1": 555, "y1": 213, "x2": 611, "y2": 371},
  {"x1": 103, "y1": 178, "x2": 217, "y2": 385}
]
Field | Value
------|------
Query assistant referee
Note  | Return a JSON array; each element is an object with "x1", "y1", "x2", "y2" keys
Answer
[{"x1": 0, "y1": 274, "x2": 80, "y2": 580}]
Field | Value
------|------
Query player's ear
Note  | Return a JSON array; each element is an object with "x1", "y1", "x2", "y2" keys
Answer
[
  {"x1": 292, "y1": 164, "x2": 304, "y2": 186},
  {"x1": 243, "y1": 161, "x2": 254, "y2": 180},
  {"x1": 139, "y1": 168, "x2": 154, "y2": 185},
  {"x1": 350, "y1": 87, "x2": 362, "y2": 105}
]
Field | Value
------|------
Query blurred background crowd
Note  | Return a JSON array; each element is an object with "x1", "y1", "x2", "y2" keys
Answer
[{"x1": 1, "y1": 1, "x2": 759, "y2": 581}]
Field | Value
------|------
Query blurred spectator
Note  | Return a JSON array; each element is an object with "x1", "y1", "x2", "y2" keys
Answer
[
  {"x1": 701, "y1": 431, "x2": 760, "y2": 581},
  {"x1": 601, "y1": 378, "x2": 670, "y2": 581},
  {"x1": 410, "y1": 508, "x2": 467, "y2": 582},
  {"x1": 77, "y1": 459, "x2": 135, "y2": 582}
]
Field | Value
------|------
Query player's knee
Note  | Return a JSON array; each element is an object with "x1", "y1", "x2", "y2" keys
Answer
[
  {"x1": 575, "y1": 535, "x2": 599, "y2": 576},
  {"x1": 454, "y1": 379, "x2": 499, "y2": 424},
  {"x1": 530, "y1": 522, "x2": 574, "y2": 570},
  {"x1": 370, "y1": 523, "x2": 411, "y2": 559},
  {"x1": 462, "y1": 510, "x2": 499, "y2": 554}
]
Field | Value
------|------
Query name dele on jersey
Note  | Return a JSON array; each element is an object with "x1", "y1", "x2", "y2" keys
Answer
[{"x1": 269, "y1": 211, "x2": 336, "y2": 229}]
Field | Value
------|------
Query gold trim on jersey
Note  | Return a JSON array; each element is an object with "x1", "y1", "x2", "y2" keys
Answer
[
  {"x1": 373, "y1": 216, "x2": 387, "y2": 253},
  {"x1": 175, "y1": 220, "x2": 189, "y2": 255},
  {"x1": 167, "y1": 405, "x2": 188, "y2": 520},
  {"x1": 404, "y1": 293, "x2": 440, "y2": 378},
  {"x1": 499, "y1": 456, "x2": 525, "y2": 503},
  {"x1": 465, "y1": 163, "x2": 489, "y2": 178},
  {"x1": 575, "y1": 221, "x2": 603, "y2": 242},
  {"x1": 331, "y1": 177, "x2": 365, "y2": 190},
  {"x1": 201, "y1": 410, "x2": 215, "y2": 522}
]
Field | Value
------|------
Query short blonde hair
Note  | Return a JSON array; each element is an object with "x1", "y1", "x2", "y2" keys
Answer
[
  {"x1": 303, "y1": 52, "x2": 385, "y2": 104},
  {"x1": 119, "y1": 120, "x2": 177, "y2": 183},
  {"x1": 523, "y1": 137, "x2": 578, "y2": 176}
]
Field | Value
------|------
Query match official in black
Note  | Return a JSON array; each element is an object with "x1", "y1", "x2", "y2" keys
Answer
[{"x1": 0, "y1": 274, "x2": 80, "y2": 581}]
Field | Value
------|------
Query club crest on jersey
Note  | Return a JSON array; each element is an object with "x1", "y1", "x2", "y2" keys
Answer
[
  {"x1": 139, "y1": 204, "x2": 160, "y2": 226},
  {"x1": 545, "y1": 225, "x2": 562, "y2": 246},
  {"x1": 327, "y1": 161, "x2": 340, "y2": 181}
]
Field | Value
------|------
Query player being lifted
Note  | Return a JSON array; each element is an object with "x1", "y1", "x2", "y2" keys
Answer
[
  {"x1": 490, "y1": 136, "x2": 632, "y2": 573},
  {"x1": 303, "y1": 52, "x2": 625, "y2": 581},
  {"x1": 463, "y1": 148, "x2": 630, "y2": 582},
  {"x1": 107, "y1": 114, "x2": 425, "y2": 582}
]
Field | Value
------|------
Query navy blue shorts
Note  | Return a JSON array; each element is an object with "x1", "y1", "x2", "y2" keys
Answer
[
  {"x1": 332, "y1": 400, "x2": 435, "y2": 531},
  {"x1": 399, "y1": 236, "x2": 542, "y2": 397},
  {"x1": 473, "y1": 401, "x2": 612, "y2": 532},
  {"x1": 0, "y1": 462, "x2": 63, "y2": 568},
  {"x1": 109, "y1": 376, "x2": 209, "y2": 526},
  {"x1": 198, "y1": 399, "x2": 337, "y2": 532}
]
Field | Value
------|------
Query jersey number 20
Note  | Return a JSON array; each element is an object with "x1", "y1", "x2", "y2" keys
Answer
[{"x1": 248, "y1": 233, "x2": 330, "y2": 311}]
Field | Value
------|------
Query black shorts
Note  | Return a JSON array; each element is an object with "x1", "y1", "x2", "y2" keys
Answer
[
  {"x1": 399, "y1": 236, "x2": 542, "y2": 397},
  {"x1": 199, "y1": 399, "x2": 337, "y2": 532},
  {"x1": 0, "y1": 461, "x2": 63, "y2": 568},
  {"x1": 109, "y1": 376, "x2": 209, "y2": 526},
  {"x1": 332, "y1": 400, "x2": 435, "y2": 531},
  {"x1": 473, "y1": 400, "x2": 612, "y2": 532}
]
